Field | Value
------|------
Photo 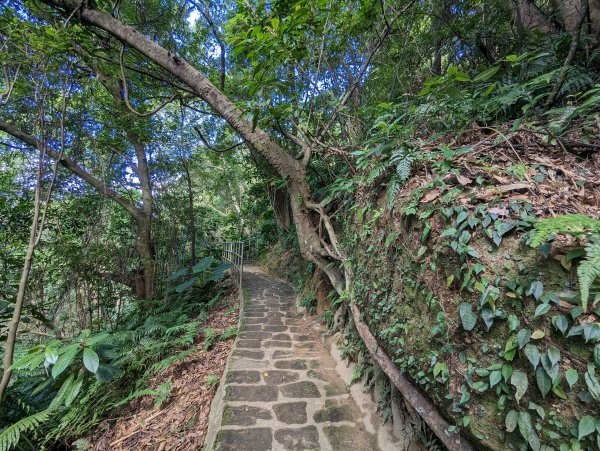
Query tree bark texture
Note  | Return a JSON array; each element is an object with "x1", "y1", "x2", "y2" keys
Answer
[
  {"x1": 552, "y1": 0, "x2": 600, "y2": 36},
  {"x1": 182, "y1": 159, "x2": 197, "y2": 265},
  {"x1": 510, "y1": 0, "x2": 559, "y2": 33}
]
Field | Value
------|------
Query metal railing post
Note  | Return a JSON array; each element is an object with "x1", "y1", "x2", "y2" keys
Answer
[{"x1": 220, "y1": 240, "x2": 245, "y2": 305}]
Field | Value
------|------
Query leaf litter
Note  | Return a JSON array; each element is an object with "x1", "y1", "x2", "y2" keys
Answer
[{"x1": 89, "y1": 289, "x2": 240, "y2": 451}]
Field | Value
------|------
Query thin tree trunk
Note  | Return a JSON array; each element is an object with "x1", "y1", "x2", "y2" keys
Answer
[
  {"x1": 0, "y1": 158, "x2": 49, "y2": 403},
  {"x1": 133, "y1": 214, "x2": 154, "y2": 300},
  {"x1": 129, "y1": 132, "x2": 155, "y2": 300},
  {"x1": 182, "y1": 160, "x2": 196, "y2": 265}
]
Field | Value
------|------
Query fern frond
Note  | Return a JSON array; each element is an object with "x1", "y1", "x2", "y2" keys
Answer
[
  {"x1": 390, "y1": 147, "x2": 414, "y2": 182},
  {"x1": 386, "y1": 178, "x2": 400, "y2": 211},
  {"x1": 578, "y1": 236, "x2": 600, "y2": 312},
  {"x1": 0, "y1": 409, "x2": 51, "y2": 451},
  {"x1": 112, "y1": 388, "x2": 158, "y2": 408},
  {"x1": 530, "y1": 214, "x2": 600, "y2": 247}
]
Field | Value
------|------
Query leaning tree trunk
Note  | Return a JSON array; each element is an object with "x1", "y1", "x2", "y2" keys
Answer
[{"x1": 41, "y1": 0, "x2": 342, "y2": 284}]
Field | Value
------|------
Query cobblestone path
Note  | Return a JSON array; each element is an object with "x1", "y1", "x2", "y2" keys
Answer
[{"x1": 211, "y1": 267, "x2": 380, "y2": 451}]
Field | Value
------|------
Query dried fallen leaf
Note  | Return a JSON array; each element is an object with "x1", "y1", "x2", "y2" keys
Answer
[
  {"x1": 457, "y1": 174, "x2": 471, "y2": 185},
  {"x1": 488, "y1": 207, "x2": 509, "y2": 216},
  {"x1": 421, "y1": 189, "x2": 441, "y2": 203}
]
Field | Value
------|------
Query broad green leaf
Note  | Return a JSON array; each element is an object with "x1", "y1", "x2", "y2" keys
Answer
[
  {"x1": 552, "y1": 315, "x2": 569, "y2": 335},
  {"x1": 44, "y1": 349, "x2": 58, "y2": 368},
  {"x1": 536, "y1": 367, "x2": 551, "y2": 398},
  {"x1": 504, "y1": 334, "x2": 518, "y2": 361},
  {"x1": 511, "y1": 370, "x2": 528, "y2": 403},
  {"x1": 490, "y1": 370, "x2": 502, "y2": 388},
  {"x1": 52, "y1": 347, "x2": 79, "y2": 379},
  {"x1": 175, "y1": 278, "x2": 197, "y2": 293},
  {"x1": 531, "y1": 330, "x2": 545, "y2": 340},
  {"x1": 566, "y1": 368, "x2": 578, "y2": 388},
  {"x1": 518, "y1": 411, "x2": 540, "y2": 451},
  {"x1": 83, "y1": 348, "x2": 99, "y2": 374},
  {"x1": 541, "y1": 353, "x2": 560, "y2": 382},
  {"x1": 167, "y1": 267, "x2": 188, "y2": 281},
  {"x1": 584, "y1": 364, "x2": 600, "y2": 400},
  {"x1": 534, "y1": 303, "x2": 550, "y2": 317},
  {"x1": 502, "y1": 364, "x2": 513, "y2": 382},
  {"x1": 524, "y1": 344, "x2": 540, "y2": 369},
  {"x1": 473, "y1": 65, "x2": 500, "y2": 83},
  {"x1": 507, "y1": 314, "x2": 520, "y2": 332},
  {"x1": 547, "y1": 346, "x2": 560, "y2": 367},
  {"x1": 552, "y1": 384, "x2": 567, "y2": 399},
  {"x1": 10, "y1": 349, "x2": 45, "y2": 371},
  {"x1": 65, "y1": 370, "x2": 84, "y2": 407},
  {"x1": 578, "y1": 416, "x2": 595, "y2": 440},
  {"x1": 505, "y1": 410, "x2": 518, "y2": 432},
  {"x1": 481, "y1": 308, "x2": 494, "y2": 330},
  {"x1": 208, "y1": 263, "x2": 232, "y2": 280},
  {"x1": 583, "y1": 323, "x2": 600, "y2": 343},
  {"x1": 192, "y1": 256, "x2": 213, "y2": 273},
  {"x1": 517, "y1": 329, "x2": 531, "y2": 349},
  {"x1": 433, "y1": 362, "x2": 446, "y2": 377},
  {"x1": 528, "y1": 281, "x2": 543, "y2": 300},
  {"x1": 528, "y1": 401, "x2": 545, "y2": 420},
  {"x1": 459, "y1": 303, "x2": 477, "y2": 331},
  {"x1": 49, "y1": 374, "x2": 75, "y2": 409}
]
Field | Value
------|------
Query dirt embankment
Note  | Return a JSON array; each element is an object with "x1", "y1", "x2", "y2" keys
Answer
[{"x1": 347, "y1": 128, "x2": 599, "y2": 450}]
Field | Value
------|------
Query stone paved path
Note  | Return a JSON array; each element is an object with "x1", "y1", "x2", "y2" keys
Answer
[{"x1": 209, "y1": 267, "x2": 380, "y2": 451}]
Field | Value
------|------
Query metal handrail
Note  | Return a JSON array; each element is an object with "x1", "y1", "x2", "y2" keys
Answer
[{"x1": 222, "y1": 241, "x2": 244, "y2": 297}]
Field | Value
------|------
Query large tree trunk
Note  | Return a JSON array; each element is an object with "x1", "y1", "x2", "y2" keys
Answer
[
  {"x1": 510, "y1": 0, "x2": 559, "y2": 33},
  {"x1": 551, "y1": 0, "x2": 600, "y2": 37},
  {"x1": 133, "y1": 214, "x2": 155, "y2": 300}
]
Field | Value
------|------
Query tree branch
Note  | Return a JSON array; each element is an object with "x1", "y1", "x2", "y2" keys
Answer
[
  {"x1": 0, "y1": 121, "x2": 141, "y2": 218},
  {"x1": 119, "y1": 46, "x2": 177, "y2": 117},
  {"x1": 193, "y1": 126, "x2": 244, "y2": 153}
]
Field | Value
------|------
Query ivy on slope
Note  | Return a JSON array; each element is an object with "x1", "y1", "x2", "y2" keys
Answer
[{"x1": 345, "y1": 136, "x2": 600, "y2": 450}]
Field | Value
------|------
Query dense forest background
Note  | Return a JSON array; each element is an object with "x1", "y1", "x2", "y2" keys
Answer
[{"x1": 0, "y1": 0, "x2": 599, "y2": 450}]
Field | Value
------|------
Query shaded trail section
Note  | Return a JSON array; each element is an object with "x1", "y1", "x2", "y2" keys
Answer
[{"x1": 210, "y1": 267, "x2": 380, "y2": 450}]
